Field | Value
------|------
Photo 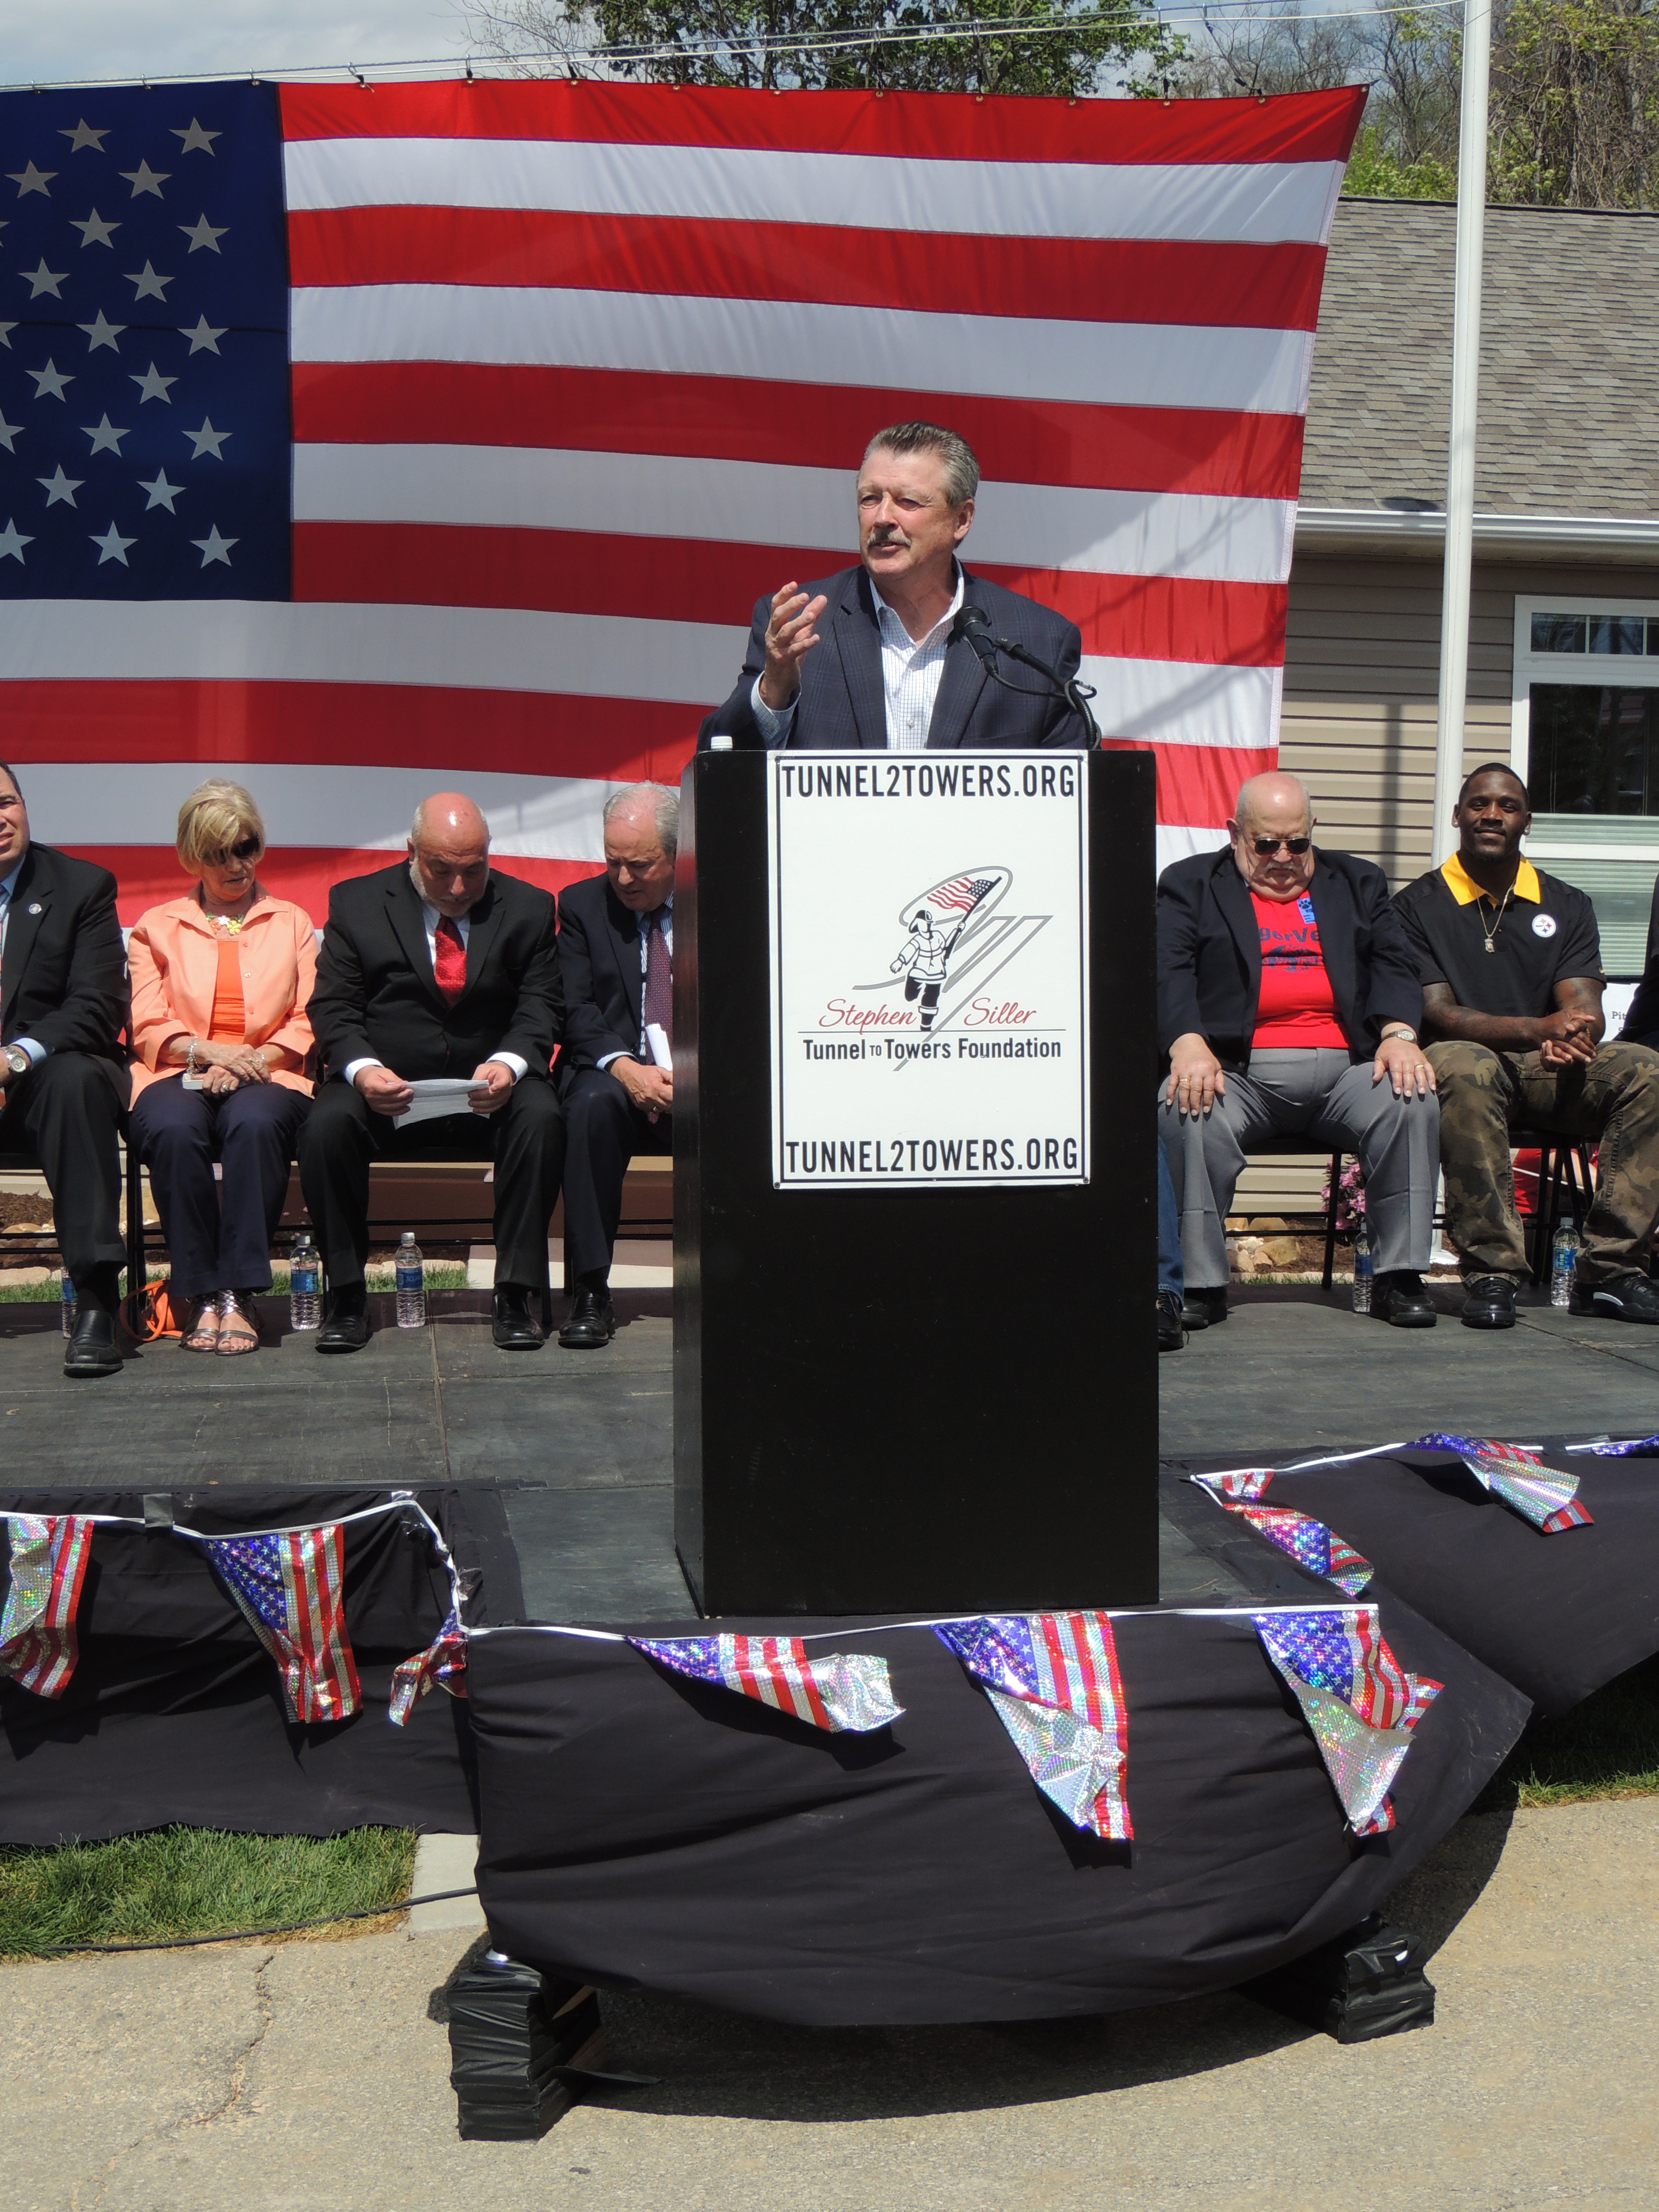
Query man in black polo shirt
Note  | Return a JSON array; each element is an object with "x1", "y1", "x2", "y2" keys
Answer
[{"x1": 1394, "y1": 762, "x2": 1659, "y2": 1328}]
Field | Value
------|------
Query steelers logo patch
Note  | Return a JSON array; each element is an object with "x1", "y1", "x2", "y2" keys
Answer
[{"x1": 1532, "y1": 913, "x2": 1558, "y2": 938}]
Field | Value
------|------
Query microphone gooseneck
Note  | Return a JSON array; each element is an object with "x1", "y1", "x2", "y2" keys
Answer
[
  {"x1": 954, "y1": 603, "x2": 1001, "y2": 672},
  {"x1": 953, "y1": 603, "x2": 1101, "y2": 747}
]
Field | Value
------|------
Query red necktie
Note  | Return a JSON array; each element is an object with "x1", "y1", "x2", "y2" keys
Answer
[
  {"x1": 642, "y1": 907, "x2": 672, "y2": 1046},
  {"x1": 433, "y1": 915, "x2": 467, "y2": 1004}
]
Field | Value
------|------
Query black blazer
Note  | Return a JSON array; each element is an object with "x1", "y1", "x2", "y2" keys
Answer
[
  {"x1": 1156, "y1": 845, "x2": 1424, "y2": 1071},
  {"x1": 553, "y1": 872, "x2": 651, "y2": 1092},
  {"x1": 308, "y1": 863, "x2": 563, "y2": 1084},
  {"x1": 1620, "y1": 871, "x2": 1659, "y2": 1048},
  {"x1": 2, "y1": 843, "x2": 128, "y2": 1066},
  {"x1": 697, "y1": 565, "x2": 1086, "y2": 751}
]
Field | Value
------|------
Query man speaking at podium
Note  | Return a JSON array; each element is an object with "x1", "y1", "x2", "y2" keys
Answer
[{"x1": 697, "y1": 422, "x2": 1087, "y2": 752}]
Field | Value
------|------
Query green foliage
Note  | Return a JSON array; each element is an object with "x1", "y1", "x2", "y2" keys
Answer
[
  {"x1": 1476, "y1": 1651, "x2": 1659, "y2": 1812},
  {"x1": 1344, "y1": 121, "x2": 1456, "y2": 199},
  {"x1": 0, "y1": 1825, "x2": 417, "y2": 1958},
  {"x1": 1489, "y1": 0, "x2": 1659, "y2": 206},
  {"x1": 471, "y1": 0, "x2": 1185, "y2": 97}
]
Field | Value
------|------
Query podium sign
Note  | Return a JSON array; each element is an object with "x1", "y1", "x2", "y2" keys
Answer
[
  {"x1": 768, "y1": 756, "x2": 1090, "y2": 1189},
  {"x1": 675, "y1": 747, "x2": 1157, "y2": 1618}
]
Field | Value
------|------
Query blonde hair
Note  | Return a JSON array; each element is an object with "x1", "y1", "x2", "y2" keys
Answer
[{"x1": 176, "y1": 780, "x2": 266, "y2": 875}]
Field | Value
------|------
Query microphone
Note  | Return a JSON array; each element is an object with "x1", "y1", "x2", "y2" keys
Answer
[
  {"x1": 954, "y1": 602, "x2": 1000, "y2": 671},
  {"x1": 954, "y1": 602, "x2": 1101, "y2": 746}
]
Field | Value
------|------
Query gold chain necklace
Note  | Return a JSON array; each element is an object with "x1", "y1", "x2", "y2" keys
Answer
[{"x1": 1475, "y1": 884, "x2": 1514, "y2": 953}]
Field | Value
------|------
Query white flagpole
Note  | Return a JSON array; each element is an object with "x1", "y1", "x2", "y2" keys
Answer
[{"x1": 1431, "y1": 0, "x2": 1495, "y2": 864}]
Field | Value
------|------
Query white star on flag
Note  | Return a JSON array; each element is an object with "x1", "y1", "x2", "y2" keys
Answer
[
  {"x1": 178, "y1": 314, "x2": 225, "y2": 354},
  {"x1": 78, "y1": 310, "x2": 127, "y2": 352},
  {"x1": 191, "y1": 525, "x2": 237, "y2": 567},
  {"x1": 120, "y1": 160, "x2": 169, "y2": 198},
  {"x1": 179, "y1": 213, "x2": 228, "y2": 254},
  {"x1": 60, "y1": 121, "x2": 110, "y2": 153},
  {"x1": 37, "y1": 464, "x2": 83, "y2": 506},
  {"x1": 184, "y1": 417, "x2": 230, "y2": 459},
  {"x1": 7, "y1": 162, "x2": 56, "y2": 197},
  {"x1": 0, "y1": 519, "x2": 32, "y2": 562},
  {"x1": 70, "y1": 209, "x2": 119, "y2": 248},
  {"x1": 26, "y1": 361, "x2": 72, "y2": 400},
  {"x1": 0, "y1": 412, "x2": 20, "y2": 453},
  {"x1": 126, "y1": 262, "x2": 171, "y2": 301},
  {"x1": 0, "y1": 323, "x2": 15, "y2": 348},
  {"x1": 130, "y1": 362, "x2": 177, "y2": 404},
  {"x1": 23, "y1": 259, "x2": 67, "y2": 300},
  {"x1": 90, "y1": 521, "x2": 135, "y2": 565},
  {"x1": 82, "y1": 414, "x2": 128, "y2": 455},
  {"x1": 137, "y1": 470, "x2": 183, "y2": 512},
  {"x1": 171, "y1": 119, "x2": 221, "y2": 156}
]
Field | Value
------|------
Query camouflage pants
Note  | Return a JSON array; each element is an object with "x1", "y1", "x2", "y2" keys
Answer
[{"x1": 1427, "y1": 1037, "x2": 1659, "y2": 1284}]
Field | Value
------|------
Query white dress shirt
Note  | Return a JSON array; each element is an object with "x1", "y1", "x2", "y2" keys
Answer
[
  {"x1": 751, "y1": 567, "x2": 966, "y2": 750},
  {"x1": 597, "y1": 894, "x2": 673, "y2": 1071},
  {"x1": 342, "y1": 887, "x2": 528, "y2": 1088},
  {"x1": 0, "y1": 858, "x2": 47, "y2": 1067}
]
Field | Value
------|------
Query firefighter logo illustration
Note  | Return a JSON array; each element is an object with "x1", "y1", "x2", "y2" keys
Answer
[{"x1": 889, "y1": 870, "x2": 1008, "y2": 1030}]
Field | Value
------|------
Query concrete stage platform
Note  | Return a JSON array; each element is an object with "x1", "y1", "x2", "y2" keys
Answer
[{"x1": 6, "y1": 1274, "x2": 1651, "y2": 1614}]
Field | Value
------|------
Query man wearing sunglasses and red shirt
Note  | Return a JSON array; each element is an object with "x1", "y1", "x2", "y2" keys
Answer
[{"x1": 1156, "y1": 772, "x2": 1441, "y2": 1330}]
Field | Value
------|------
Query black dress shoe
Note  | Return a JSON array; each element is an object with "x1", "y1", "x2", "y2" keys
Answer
[
  {"x1": 1461, "y1": 1274, "x2": 1519, "y2": 1330},
  {"x1": 63, "y1": 1307, "x2": 123, "y2": 1378},
  {"x1": 558, "y1": 1285, "x2": 616, "y2": 1350},
  {"x1": 1179, "y1": 1286, "x2": 1228, "y2": 1331},
  {"x1": 1156, "y1": 1289, "x2": 1186, "y2": 1352},
  {"x1": 1372, "y1": 1270, "x2": 1438, "y2": 1328},
  {"x1": 492, "y1": 1285, "x2": 547, "y2": 1350},
  {"x1": 316, "y1": 1285, "x2": 369, "y2": 1353},
  {"x1": 1568, "y1": 1272, "x2": 1659, "y2": 1324}
]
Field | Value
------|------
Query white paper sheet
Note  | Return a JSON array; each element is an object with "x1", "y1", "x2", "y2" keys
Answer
[
  {"x1": 392, "y1": 1077, "x2": 486, "y2": 1129},
  {"x1": 645, "y1": 1022, "x2": 672, "y2": 1070}
]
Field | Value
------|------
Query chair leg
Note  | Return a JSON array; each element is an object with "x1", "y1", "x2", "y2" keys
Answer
[
  {"x1": 124, "y1": 1142, "x2": 146, "y2": 1333},
  {"x1": 1323, "y1": 1150, "x2": 1341, "y2": 1292}
]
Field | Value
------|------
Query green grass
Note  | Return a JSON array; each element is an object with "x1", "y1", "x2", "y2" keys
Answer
[
  {"x1": 1475, "y1": 1652, "x2": 1659, "y2": 1813},
  {"x1": 0, "y1": 1265, "x2": 471, "y2": 1306},
  {"x1": 0, "y1": 1824, "x2": 417, "y2": 1959}
]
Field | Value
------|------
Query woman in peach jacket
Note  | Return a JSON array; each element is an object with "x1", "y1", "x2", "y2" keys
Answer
[{"x1": 128, "y1": 781, "x2": 317, "y2": 1355}]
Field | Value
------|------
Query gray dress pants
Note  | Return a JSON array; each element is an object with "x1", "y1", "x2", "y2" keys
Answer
[{"x1": 1156, "y1": 1047, "x2": 1440, "y2": 1292}]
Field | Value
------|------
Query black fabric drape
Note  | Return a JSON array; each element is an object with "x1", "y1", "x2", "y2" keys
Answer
[
  {"x1": 0, "y1": 1484, "x2": 523, "y2": 1844},
  {"x1": 467, "y1": 1597, "x2": 1527, "y2": 2028}
]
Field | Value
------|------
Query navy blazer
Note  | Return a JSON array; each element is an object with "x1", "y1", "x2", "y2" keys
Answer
[
  {"x1": 696, "y1": 565, "x2": 1086, "y2": 751},
  {"x1": 1156, "y1": 845, "x2": 1424, "y2": 1071},
  {"x1": 554, "y1": 871, "x2": 649, "y2": 1092},
  {"x1": 1, "y1": 843, "x2": 129, "y2": 1067}
]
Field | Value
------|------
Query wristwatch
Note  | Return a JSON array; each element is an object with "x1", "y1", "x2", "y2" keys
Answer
[
  {"x1": 1379, "y1": 1026, "x2": 1418, "y2": 1045},
  {"x1": 2, "y1": 1045, "x2": 31, "y2": 1078}
]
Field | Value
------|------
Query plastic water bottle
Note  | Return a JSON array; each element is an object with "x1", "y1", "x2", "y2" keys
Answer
[
  {"x1": 395, "y1": 1231, "x2": 426, "y2": 1329},
  {"x1": 289, "y1": 1234, "x2": 321, "y2": 1332},
  {"x1": 60, "y1": 1273, "x2": 77, "y2": 1336},
  {"x1": 1351, "y1": 1225, "x2": 1372, "y2": 1314},
  {"x1": 1551, "y1": 1221, "x2": 1579, "y2": 1308}
]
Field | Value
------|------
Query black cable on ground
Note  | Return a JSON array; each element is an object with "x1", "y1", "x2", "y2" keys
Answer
[{"x1": 7, "y1": 1886, "x2": 481, "y2": 1957}]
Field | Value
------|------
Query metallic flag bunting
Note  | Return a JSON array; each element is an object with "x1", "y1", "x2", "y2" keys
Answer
[
  {"x1": 1587, "y1": 1433, "x2": 1659, "y2": 1456},
  {"x1": 200, "y1": 1526, "x2": 361, "y2": 1724},
  {"x1": 935, "y1": 1611, "x2": 1132, "y2": 1840},
  {"x1": 1194, "y1": 1470, "x2": 1373, "y2": 1596},
  {"x1": 389, "y1": 1606, "x2": 469, "y2": 1726},
  {"x1": 630, "y1": 1633, "x2": 902, "y2": 1733},
  {"x1": 1252, "y1": 1606, "x2": 1441, "y2": 1835},
  {"x1": 0, "y1": 1514, "x2": 95, "y2": 1698},
  {"x1": 1409, "y1": 1434, "x2": 1593, "y2": 1533}
]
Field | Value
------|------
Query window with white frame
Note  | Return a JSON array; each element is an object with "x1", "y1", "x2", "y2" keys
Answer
[{"x1": 1511, "y1": 595, "x2": 1659, "y2": 978}]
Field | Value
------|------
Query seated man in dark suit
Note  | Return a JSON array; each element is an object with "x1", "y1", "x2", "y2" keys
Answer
[
  {"x1": 553, "y1": 783, "x2": 676, "y2": 1350},
  {"x1": 0, "y1": 761, "x2": 131, "y2": 1379},
  {"x1": 300, "y1": 792, "x2": 565, "y2": 1353},
  {"x1": 1157, "y1": 771, "x2": 1441, "y2": 1331},
  {"x1": 697, "y1": 420, "x2": 1088, "y2": 752}
]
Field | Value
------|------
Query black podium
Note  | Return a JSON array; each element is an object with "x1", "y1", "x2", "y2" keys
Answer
[{"x1": 673, "y1": 748, "x2": 1157, "y2": 1615}]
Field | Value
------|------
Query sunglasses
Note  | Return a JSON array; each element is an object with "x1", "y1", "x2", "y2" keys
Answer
[
  {"x1": 210, "y1": 835, "x2": 262, "y2": 865},
  {"x1": 1250, "y1": 835, "x2": 1311, "y2": 856}
]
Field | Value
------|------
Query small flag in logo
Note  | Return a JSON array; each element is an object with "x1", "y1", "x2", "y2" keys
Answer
[
  {"x1": 389, "y1": 1607, "x2": 468, "y2": 1726},
  {"x1": 201, "y1": 1527, "x2": 361, "y2": 1724},
  {"x1": 1194, "y1": 1472, "x2": 1373, "y2": 1595},
  {"x1": 630, "y1": 1633, "x2": 902, "y2": 1733},
  {"x1": 926, "y1": 874, "x2": 997, "y2": 916},
  {"x1": 0, "y1": 1515, "x2": 94, "y2": 1698},
  {"x1": 936, "y1": 1611, "x2": 1132, "y2": 1840},
  {"x1": 1409, "y1": 1434, "x2": 1593, "y2": 1532},
  {"x1": 1252, "y1": 1607, "x2": 1441, "y2": 1835}
]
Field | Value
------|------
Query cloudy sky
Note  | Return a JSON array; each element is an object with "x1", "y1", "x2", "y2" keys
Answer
[{"x1": 1, "y1": 0, "x2": 476, "y2": 89}]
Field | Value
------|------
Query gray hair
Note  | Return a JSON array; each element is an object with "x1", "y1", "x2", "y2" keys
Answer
[
  {"x1": 862, "y1": 421, "x2": 979, "y2": 508},
  {"x1": 603, "y1": 781, "x2": 678, "y2": 860}
]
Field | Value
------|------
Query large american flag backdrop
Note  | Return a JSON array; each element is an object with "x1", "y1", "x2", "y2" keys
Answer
[{"x1": 0, "y1": 77, "x2": 1363, "y2": 920}]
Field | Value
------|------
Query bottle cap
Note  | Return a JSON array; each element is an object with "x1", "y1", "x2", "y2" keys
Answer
[{"x1": 710, "y1": 734, "x2": 733, "y2": 752}]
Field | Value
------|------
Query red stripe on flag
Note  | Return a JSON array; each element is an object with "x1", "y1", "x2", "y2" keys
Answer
[
  {"x1": 288, "y1": 205, "x2": 1329, "y2": 333},
  {"x1": 1, "y1": 681, "x2": 701, "y2": 782},
  {"x1": 1097, "y1": 737, "x2": 1276, "y2": 823},
  {"x1": 290, "y1": 363, "x2": 1307, "y2": 503},
  {"x1": 67, "y1": 846, "x2": 600, "y2": 928},
  {"x1": 278, "y1": 79, "x2": 1367, "y2": 167},
  {"x1": 292, "y1": 523, "x2": 1288, "y2": 668}
]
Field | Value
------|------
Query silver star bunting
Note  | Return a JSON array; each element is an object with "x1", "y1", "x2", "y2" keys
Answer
[
  {"x1": 191, "y1": 525, "x2": 237, "y2": 567},
  {"x1": 91, "y1": 521, "x2": 135, "y2": 565}
]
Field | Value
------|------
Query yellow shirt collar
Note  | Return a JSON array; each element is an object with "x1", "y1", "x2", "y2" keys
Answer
[{"x1": 1441, "y1": 852, "x2": 1541, "y2": 905}]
